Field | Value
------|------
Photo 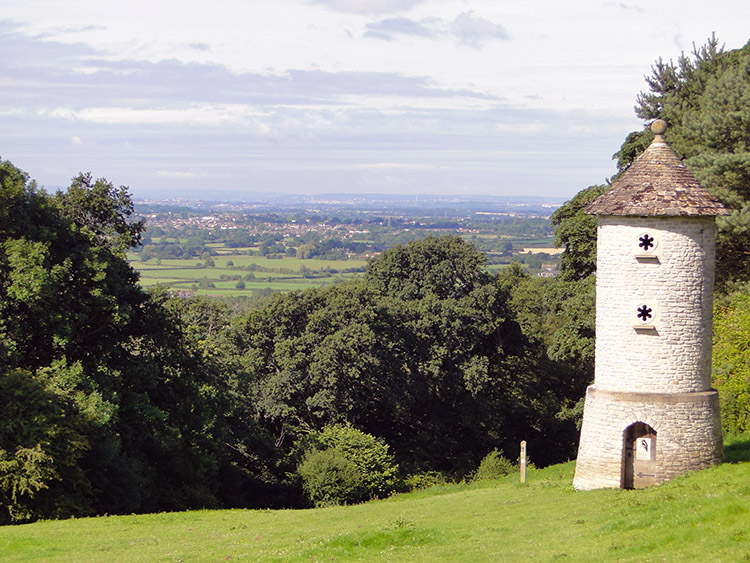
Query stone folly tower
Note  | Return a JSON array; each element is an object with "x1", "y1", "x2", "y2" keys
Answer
[{"x1": 573, "y1": 120, "x2": 729, "y2": 490}]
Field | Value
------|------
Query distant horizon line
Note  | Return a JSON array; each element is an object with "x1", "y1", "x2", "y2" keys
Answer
[{"x1": 132, "y1": 191, "x2": 569, "y2": 203}]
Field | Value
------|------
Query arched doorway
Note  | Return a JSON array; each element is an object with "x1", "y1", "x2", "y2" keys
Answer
[{"x1": 622, "y1": 422, "x2": 657, "y2": 489}]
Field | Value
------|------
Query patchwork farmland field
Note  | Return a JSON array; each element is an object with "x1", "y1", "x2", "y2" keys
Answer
[{"x1": 128, "y1": 248, "x2": 368, "y2": 296}]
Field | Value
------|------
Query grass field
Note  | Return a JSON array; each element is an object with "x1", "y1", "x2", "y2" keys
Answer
[
  {"x1": 128, "y1": 234, "x2": 559, "y2": 296},
  {"x1": 128, "y1": 251, "x2": 368, "y2": 296},
  {"x1": 521, "y1": 247, "x2": 564, "y2": 255},
  {"x1": 3, "y1": 437, "x2": 750, "y2": 561}
]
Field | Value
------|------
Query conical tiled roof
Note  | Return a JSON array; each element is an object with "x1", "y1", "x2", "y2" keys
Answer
[{"x1": 586, "y1": 120, "x2": 730, "y2": 217}]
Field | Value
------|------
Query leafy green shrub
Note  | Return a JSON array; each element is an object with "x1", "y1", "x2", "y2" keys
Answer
[
  {"x1": 472, "y1": 449, "x2": 515, "y2": 482},
  {"x1": 296, "y1": 424, "x2": 399, "y2": 506},
  {"x1": 297, "y1": 449, "x2": 363, "y2": 507},
  {"x1": 0, "y1": 368, "x2": 91, "y2": 523},
  {"x1": 713, "y1": 292, "x2": 750, "y2": 433}
]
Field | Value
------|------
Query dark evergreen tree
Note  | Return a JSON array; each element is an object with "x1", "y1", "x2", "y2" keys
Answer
[{"x1": 615, "y1": 36, "x2": 750, "y2": 288}]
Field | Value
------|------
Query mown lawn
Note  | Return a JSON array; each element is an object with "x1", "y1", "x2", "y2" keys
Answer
[{"x1": 3, "y1": 437, "x2": 750, "y2": 561}]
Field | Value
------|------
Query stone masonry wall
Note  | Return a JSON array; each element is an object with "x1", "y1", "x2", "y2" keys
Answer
[
  {"x1": 573, "y1": 386, "x2": 723, "y2": 490},
  {"x1": 593, "y1": 216, "x2": 716, "y2": 393}
]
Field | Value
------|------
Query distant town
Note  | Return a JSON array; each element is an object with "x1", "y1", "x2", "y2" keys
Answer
[{"x1": 129, "y1": 194, "x2": 564, "y2": 298}]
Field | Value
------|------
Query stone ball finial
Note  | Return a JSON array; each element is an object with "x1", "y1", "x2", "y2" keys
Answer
[{"x1": 651, "y1": 119, "x2": 667, "y2": 136}]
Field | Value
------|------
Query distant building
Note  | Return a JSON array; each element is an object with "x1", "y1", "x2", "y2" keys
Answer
[
  {"x1": 535, "y1": 263, "x2": 558, "y2": 278},
  {"x1": 173, "y1": 289, "x2": 195, "y2": 298}
]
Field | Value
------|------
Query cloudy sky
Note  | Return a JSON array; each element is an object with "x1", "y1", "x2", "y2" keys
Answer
[{"x1": 2, "y1": 1, "x2": 749, "y2": 200}]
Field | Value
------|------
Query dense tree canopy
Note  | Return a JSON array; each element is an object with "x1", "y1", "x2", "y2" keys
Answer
[
  {"x1": 230, "y1": 237, "x2": 583, "y2": 476},
  {"x1": 713, "y1": 292, "x2": 750, "y2": 434},
  {"x1": 0, "y1": 160, "x2": 232, "y2": 522}
]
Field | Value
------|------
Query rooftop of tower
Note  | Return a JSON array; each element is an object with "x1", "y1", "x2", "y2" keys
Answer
[{"x1": 586, "y1": 119, "x2": 730, "y2": 217}]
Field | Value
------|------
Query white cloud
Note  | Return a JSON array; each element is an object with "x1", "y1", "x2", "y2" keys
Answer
[
  {"x1": 449, "y1": 11, "x2": 509, "y2": 49},
  {"x1": 47, "y1": 104, "x2": 270, "y2": 126},
  {"x1": 604, "y1": 2, "x2": 644, "y2": 12},
  {"x1": 363, "y1": 12, "x2": 509, "y2": 50},
  {"x1": 156, "y1": 170, "x2": 199, "y2": 178},
  {"x1": 40, "y1": 108, "x2": 77, "y2": 120},
  {"x1": 365, "y1": 17, "x2": 438, "y2": 40},
  {"x1": 188, "y1": 42, "x2": 210, "y2": 51},
  {"x1": 309, "y1": 0, "x2": 425, "y2": 14},
  {"x1": 0, "y1": 108, "x2": 26, "y2": 117},
  {"x1": 312, "y1": 162, "x2": 437, "y2": 171}
]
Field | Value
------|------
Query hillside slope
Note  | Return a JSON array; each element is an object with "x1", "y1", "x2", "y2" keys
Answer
[{"x1": 2, "y1": 438, "x2": 750, "y2": 561}]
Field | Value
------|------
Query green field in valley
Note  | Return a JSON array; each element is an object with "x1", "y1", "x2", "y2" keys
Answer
[
  {"x1": 128, "y1": 250, "x2": 368, "y2": 296},
  {"x1": 3, "y1": 436, "x2": 750, "y2": 562}
]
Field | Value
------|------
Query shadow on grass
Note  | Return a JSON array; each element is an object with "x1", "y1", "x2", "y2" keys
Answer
[{"x1": 724, "y1": 438, "x2": 750, "y2": 463}]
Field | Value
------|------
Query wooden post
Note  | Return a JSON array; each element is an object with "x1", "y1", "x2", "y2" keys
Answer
[{"x1": 520, "y1": 441, "x2": 527, "y2": 484}]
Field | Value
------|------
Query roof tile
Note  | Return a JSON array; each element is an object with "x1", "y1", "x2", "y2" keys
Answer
[{"x1": 586, "y1": 122, "x2": 729, "y2": 217}]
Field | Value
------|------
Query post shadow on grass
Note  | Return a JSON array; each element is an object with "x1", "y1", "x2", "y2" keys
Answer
[{"x1": 724, "y1": 438, "x2": 750, "y2": 463}]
